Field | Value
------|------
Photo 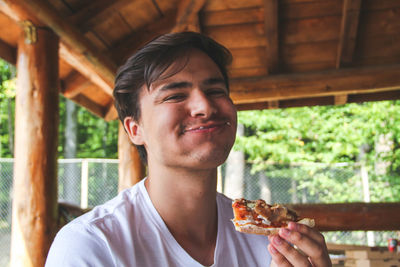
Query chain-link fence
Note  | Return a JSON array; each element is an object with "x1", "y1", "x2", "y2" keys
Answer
[
  {"x1": 0, "y1": 158, "x2": 12, "y2": 267},
  {"x1": 58, "y1": 158, "x2": 119, "y2": 207},
  {"x1": 0, "y1": 158, "x2": 119, "y2": 266},
  {"x1": 0, "y1": 158, "x2": 399, "y2": 265},
  {"x1": 220, "y1": 160, "x2": 400, "y2": 247}
]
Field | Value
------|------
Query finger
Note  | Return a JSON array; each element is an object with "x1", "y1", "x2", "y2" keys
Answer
[
  {"x1": 269, "y1": 235, "x2": 312, "y2": 267},
  {"x1": 281, "y1": 224, "x2": 331, "y2": 267},
  {"x1": 267, "y1": 243, "x2": 292, "y2": 267},
  {"x1": 288, "y1": 222, "x2": 325, "y2": 245}
]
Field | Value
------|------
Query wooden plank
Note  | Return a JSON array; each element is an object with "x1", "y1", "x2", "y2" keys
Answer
[
  {"x1": 287, "y1": 202, "x2": 400, "y2": 231},
  {"x1": 348, "y1": 90, "x2": 400, "y2": 103},
  {"x1": 229, "y1": 67, "x2": 268, "y2": 79},
  {"x1": 0, "y1": 11, "x2": 21, "y2": 46},
  {"x1": 283, "y1": 61, "x2": 336, "y2": 73},
  {"x1": 204, "y1": 23, "x2": 267, "y2": 49},
  {"x1": 119, "y1": 0, "x2": 161, "y2": 31},
  {"x1": 2, "y1": 0, "x2": 117, "y2": 96},
  {"x1": 282, "y1": 41, "x2": 337, "y2": 65},
  {"x1": 335, "y1": 94, "x2": 348, "y2": 105},
  {"x1": 237, "y1": 90, "x2": 400, "y2": 111},
  {"x1": 336, "y1": 0, "x2": 361, "y2": 68},
  {"x1": 280, "y1": 96, "x2": 333, "y2": 108},
  {"x1": 0, "y1": 38, "x2": 16, "y2": 64},
  {"x1": 68, "y1": 0, "x2": 118, "y2": 26},
  {"x1": 203, "y1": 0, "x2": 262, "y2": 11},
  {"x1": 230, "y1": 47, "x2": 267, "y2": 69},
  {"x1": 109, "y1": 10, "x2": 176, "y2": 65},
  {"x1": 229, "y1": 64, "x2": 400, "y2": 104},
  {"x1": 282, "y1": 16, "x2": 342, "y2": 44},
  {"x1": 61, "y1": 71, "x2": 92, "y2": 98},
  {"x1": 201, "y1": 7, "x2": 264, "y2": 26},
  {"x1": 263, "y1": 0, "x2": 279, "y2": 73},
  {"x1": 346, "y1": 250, "x2": 400, "y2": 260},
  {"x1": 362, "y1": 0, "x2": 400, "y2": 11},
  {"x1": 358, "y1": 7, "x2": 400, "y2": 37},
  {"x1": 281, "y1": 0, "x2": 343, "y2": 20},
  {"x1": 11, "y1": 25, "x2": 59, "y2": 267},
  {"x1": 172, "y1": 0, "x2": 207, "y2": 33},
  {"x1": 92, "y1": 10, "x2": 132, "y2": 47},
  {"x1": 345, "y1": 259, "x2": 400, "y2": 267},
  {"x1": 71, "y1": 0, "x2": 133, "y2": 33},
  {"x1": 355, "y1": 35, "x2": 400, "y2": 60}
]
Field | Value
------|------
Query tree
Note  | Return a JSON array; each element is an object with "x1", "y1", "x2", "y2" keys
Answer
[{"x1": 235, "y1": 101, "x2": 400, "y2": 203}]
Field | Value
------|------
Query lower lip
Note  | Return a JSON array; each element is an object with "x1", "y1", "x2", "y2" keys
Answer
[{"x1": 184, "y1": 124, "x2": 225, "y2": 134}]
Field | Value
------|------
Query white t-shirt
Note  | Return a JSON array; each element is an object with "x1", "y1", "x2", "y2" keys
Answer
[{"x1": 46, "y1": 179, "x2": 271, "y2": 267}]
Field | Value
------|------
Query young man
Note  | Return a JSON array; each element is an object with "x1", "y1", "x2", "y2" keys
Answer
[{"x1": 46, "y1": 32, "x2": 331, "y2": 266}]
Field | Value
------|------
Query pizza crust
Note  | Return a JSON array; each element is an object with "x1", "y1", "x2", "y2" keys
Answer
[{"x1": 234, "y1": 223, "x2": 280, "y2": 236}]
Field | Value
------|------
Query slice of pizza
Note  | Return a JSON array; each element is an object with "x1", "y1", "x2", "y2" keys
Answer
[{"x1": 232, "y1": 198, "x2": 315, "y2": 236}]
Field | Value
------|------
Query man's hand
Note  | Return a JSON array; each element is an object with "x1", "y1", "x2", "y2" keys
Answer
[{"x1": 267, "y1": 222, "x2": 332, "y2": 267}]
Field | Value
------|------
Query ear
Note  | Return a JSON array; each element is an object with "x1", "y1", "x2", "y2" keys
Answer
[{"x1": 123, "y1": 117, "x2": 145, "y2": 145}]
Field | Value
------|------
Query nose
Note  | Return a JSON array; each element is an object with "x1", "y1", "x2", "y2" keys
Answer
[{"x1": 188, "y1": 89, "x2": 217, "y2": 118}]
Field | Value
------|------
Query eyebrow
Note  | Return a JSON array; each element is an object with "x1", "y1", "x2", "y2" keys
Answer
[{"x1": 158, "y1": 77, "x2": 226, "y2": 92}]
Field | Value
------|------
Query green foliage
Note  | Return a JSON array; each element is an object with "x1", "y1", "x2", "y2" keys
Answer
[
  {"x1": 58, "y1": 96, "x2": 119, "y2": 159},
  {"x1": 235, "y1": 101, "x2": 400, "y2": 202},
  {"x1": 0, "y1": 58, "x2": 119, "y2": 159}
]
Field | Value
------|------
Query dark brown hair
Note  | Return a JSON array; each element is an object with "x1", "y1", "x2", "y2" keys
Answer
[{"x1": 113, "y1": 31, "x2": 232, "y2": 163}]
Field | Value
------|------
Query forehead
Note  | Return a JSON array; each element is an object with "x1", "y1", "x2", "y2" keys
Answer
[{"x1": 148, "y1": 49, "x2": 223, "y2": 91}]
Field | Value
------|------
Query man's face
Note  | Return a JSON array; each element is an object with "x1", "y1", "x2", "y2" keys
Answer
[{"x1": 125, "y1": 49, "x2": 237, "y2": 170}]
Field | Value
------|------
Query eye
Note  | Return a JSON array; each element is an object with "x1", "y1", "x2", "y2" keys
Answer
[
  {"x1": 163, "y1": 93, "x2": 187, "y2": 102},
  {"x1": 206, "y1": 88, "x2": 228, "y2": 97}
]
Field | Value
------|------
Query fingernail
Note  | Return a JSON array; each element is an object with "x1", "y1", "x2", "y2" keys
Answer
[
  {"x1": 280, "y1": 228, "x2": 290, "y2": 237},
  {"x1": 273, "y1": 236, "x2": 283, "y2": 245}
]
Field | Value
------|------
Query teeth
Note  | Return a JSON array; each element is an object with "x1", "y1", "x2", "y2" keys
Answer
[
  {"x1": 226, "y1": 122, "x2": 231, "y2": 126},
  {"x1": 198, "y1": 126, "x2": 205, "y2": 130}
]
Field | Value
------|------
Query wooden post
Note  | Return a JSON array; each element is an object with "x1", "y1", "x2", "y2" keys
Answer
[
  {"x1": 10, "y1": 22, "x2": 59, "y2": 267},
  {"x1": 118, "y1": 123, "x2": 145, "y2": 192}
]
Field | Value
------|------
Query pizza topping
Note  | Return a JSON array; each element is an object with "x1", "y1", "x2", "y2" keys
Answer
[{"x1": 232, "y1": 198, "x2": 299, "y2": 228}]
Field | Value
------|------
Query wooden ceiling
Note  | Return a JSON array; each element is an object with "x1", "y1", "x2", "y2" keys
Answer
[{"x1": 1, "y1": 0, "x2": 400, "y2": 120}]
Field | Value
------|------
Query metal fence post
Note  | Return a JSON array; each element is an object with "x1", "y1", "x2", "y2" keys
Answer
[{"x1": 81, "y1": 159, "x2": 89, "y2": 209}]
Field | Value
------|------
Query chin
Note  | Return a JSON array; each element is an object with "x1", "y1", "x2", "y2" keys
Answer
[{"x1": 190, "y1": 147, "x2": 232, "y2": 167}]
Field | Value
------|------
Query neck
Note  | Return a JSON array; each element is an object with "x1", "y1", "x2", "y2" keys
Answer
[{"x1": 145, "y1": 165, "x2": 219, "y2": 265}]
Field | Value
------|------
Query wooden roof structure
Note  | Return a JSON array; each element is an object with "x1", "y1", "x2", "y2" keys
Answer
[
  {"x1": 1, "y1": 0, "x2": 400, "y2": 266},
  {"x1": 1, "y1": 0, "x2": 400, "y2": 119}
]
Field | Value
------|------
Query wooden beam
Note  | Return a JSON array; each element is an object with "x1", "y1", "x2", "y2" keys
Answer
[
  {"x1": 230, "y1": 64, "x2": 400, "y2": 105},
  {"x1": 11, "y1": 25, "x2": 59, "y2": 267},
  {"x1": 109, "y1": 10, "x2": 177, "y2": 65},
  {"x1": 70, "y1": 94, "x2": 106, "y2": 118},
  {"x1": 69, "y1": 0, "x2": 133, "y2": 33},
  {"x1": 263, "y1": 0, "x2": 279, "y2": 74},
  {"x1": 0, "y1": 38, "x2": 16, "y2": 64},
  {"x1": 2, "y1": 0, "x2": 117, "y2": 96},
  {"x1": 348, "y1": 90, "x2": 400, "y2": 103},
  {"x1": 268, "y1": 100, "x2": 279, "y2": 109},
  {"x1": 61, "y1": 71, "x2": 92, "y2": 98},
  {"x1": 334, "y1": 94, "x2": 348, "y2": 105},
  {"x1": 288, "y1": 202, "x2": 400, "y2": 231},
  {"x1": 104, "y1": 100, "x2": 118, "y2": 122},
  {"x1": 171, "y1": 0, "x2": 207, "y2": 33},
  {"x1": 118, "y1": 123, "x2": 146, "y2": 192},
  {"x1": 336, "y1": 0, "x2": 361, "y2": 68}
]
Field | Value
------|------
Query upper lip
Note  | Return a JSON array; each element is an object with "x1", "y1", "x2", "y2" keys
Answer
[{"x1": 183, "y1": 121, "x2": 230, "y2": 132}]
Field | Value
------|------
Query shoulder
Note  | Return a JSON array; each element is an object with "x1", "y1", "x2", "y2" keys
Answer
[{"x1": 46, "y1": 181, "x2": 145, "y2": 266}]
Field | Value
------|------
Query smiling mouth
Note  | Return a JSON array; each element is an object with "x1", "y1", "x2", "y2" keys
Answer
[{"x1": 183, "y1": 121, "x2": 231, "y2": 133}]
